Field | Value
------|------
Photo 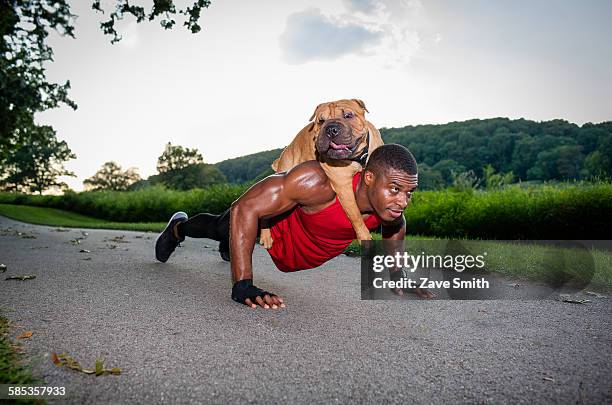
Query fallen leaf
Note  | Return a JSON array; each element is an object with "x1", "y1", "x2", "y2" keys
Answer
[
  {"x1": 107, "y1": 244, "x2": 117, "y2": 249},
  {"x1": 105, "y1": 235, "x2": 129, "y2": 243},
  {"x1": 559, "y1": 294, "x2": 590, "y2": 304},
  {"x1": 95, "y1": 359, "x2": 104, "y2": 376},
  {"x1": 81, "y1": 231, "x2": 89, "y2": 237},
  {"x1": 17, "y1": 331, "x2": 33, "y2": 339},
  {"x1": 21, "y1": 235, "x2": 36, "y2": 239},
  {"x1": 82, "y1": 257, "x2": 92, "y2": 261},
  {"x1": 79, "y1": 249, "x2": 91, "y2": 253},
  {"x1": 543, "y1": 377, "x2": 555, "y2": 382},
  {"x1": 53, "y1": 228, "x2": 70, "y2": 232},
  {"x1": 51, "y1": 352, "x2": 61, "y2": 365},
  {"x1": 584, "y1": 291, "x2": 607, "y2": 299},
  {"x1": 0, "y1": 264, "x2": 6, "y2": 273},
  {"x1": 51, "y1": 352, "x2": 121, "y2": 376},
  {"x1": 5, "y1": 275, "x2": 36, "y2": 281}
]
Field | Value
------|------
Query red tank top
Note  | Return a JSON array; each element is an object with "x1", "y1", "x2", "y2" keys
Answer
[{"x1": 267, "y1": 171, "x2": 382, "y2": 272}]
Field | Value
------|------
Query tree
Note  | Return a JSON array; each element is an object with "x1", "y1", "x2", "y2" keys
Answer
[
  {"x1": 1, "y1": 0, "x2": 210, "y2": 166},
  {"x1": 92, "y1": 0, "x2": 211, "y2": 43},
  {"x1": 153, "y1": 163, "x2": 226, "y2": 190},
  {"x1": 483, "y1": 164, "x2": 514, "y2": 189},
  {"x1": 433, "y1": 159, "x2": 465, "y2": 185},
  {"x1": 157, "y1": 142, "x2": 204, "y2": 173},
  {"x1": 583, "y1": 151, "x2": 609, "y2": 177},
  {"x1": 416, "y1": 163, "x2": 444, "y2": 190},
  {"x1": 450, "y1": 170, "x2": 481, "y2": 191},
  {"x1": 528, "y1": 145, "x2": 584, "y2": 180},
  {"x1": 0, "y1": 0, "x2": 77, "y2": 164},
  {"x1": 83, "y1": 161, "x2": 141, "y2": 191},
  {"x1": 0, "y1": 122, "x2": 75, "y2": 194}
]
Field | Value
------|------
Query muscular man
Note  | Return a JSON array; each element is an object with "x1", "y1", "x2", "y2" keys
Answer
[{"x1": 155, "y1": 144, "x2": 433, "y2": 309}]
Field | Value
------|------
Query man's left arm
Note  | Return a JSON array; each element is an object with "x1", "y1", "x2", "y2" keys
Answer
[
  {"x1": 381, "y1": 216, "x2": 435, "y2": 299},
  {"x1": 381, "y1": 216, "x2": 406, "y2": 285}
]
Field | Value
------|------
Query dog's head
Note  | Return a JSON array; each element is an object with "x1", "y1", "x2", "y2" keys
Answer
[{"x1": 308, "y1": 99, "x2": 370, "y2": 160}]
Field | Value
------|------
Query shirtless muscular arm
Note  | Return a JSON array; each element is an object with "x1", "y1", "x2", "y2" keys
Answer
[{"x1": 229, "y1": 161, "x2": 335, "y2": 309}]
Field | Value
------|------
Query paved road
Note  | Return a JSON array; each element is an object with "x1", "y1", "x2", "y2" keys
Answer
[{"x1": 1, "y1": 216, "x2": 611, "y2": 404}]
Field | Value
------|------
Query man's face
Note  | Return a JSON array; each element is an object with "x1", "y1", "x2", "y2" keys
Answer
[{"x1": 365, "y1": 168, "x2": 418, "y2": 222}]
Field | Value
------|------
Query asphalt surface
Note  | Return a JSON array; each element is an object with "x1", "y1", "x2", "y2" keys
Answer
[{"x1": 1, "y1": 215, "x2": 611, "y2": 404}]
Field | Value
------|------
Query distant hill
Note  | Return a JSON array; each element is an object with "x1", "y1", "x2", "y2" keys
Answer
[
  {"x1": 214, "y1": 148, "x2": 282, "y2": 184},
  {"x1": 213, "y1": 118, "x2": 612, "y2": 188}
]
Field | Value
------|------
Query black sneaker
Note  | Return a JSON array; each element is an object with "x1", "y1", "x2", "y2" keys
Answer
[{"x1": 155, "y1": 212, "x2": 188, "y2": 263}]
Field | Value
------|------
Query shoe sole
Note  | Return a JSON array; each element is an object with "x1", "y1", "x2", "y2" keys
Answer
[{"x1": 155, "y1": 211, "x2": 188, "y2": 262}]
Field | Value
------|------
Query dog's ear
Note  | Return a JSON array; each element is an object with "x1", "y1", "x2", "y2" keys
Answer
[
  {"x1": 309, "y1": 103, "x2": 325, "y2": 121},
  {"x1": 352, "y1": 99, "x2": 369, "y2": 113}
]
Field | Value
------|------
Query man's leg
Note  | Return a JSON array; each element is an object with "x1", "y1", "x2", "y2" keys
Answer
[{"x1": 175, "y1": 208, "x2": 231, "y2": 261}]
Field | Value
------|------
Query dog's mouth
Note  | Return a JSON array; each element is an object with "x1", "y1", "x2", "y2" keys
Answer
[
  {"x1": 315, "y1": 119, "x2": 369, "y2": 160},
  {"x1": 318, "y1": 131, "x2": 367, "y2": 160},
  {"x1": 329, "y1": 141, "x2": 351, "y2": 151}
]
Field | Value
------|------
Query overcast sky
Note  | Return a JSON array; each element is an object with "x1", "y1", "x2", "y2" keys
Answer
[{"x1": 37, "y1": 0, "x2": 612, "y2": 191}]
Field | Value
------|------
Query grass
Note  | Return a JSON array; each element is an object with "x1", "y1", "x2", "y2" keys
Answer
[
  {"x1": 349, "y1": 238, "x2": 612, "y2": 292},
  {"x1": 0, "y1": 314, "x2": 41, "y2": 385},
  {"x1": 0, "y1": 204, "x2": 165, "y2": 232}
]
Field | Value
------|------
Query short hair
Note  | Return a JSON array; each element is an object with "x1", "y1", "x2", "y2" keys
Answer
[{"x1": 365, "y1": 144, "x2": 417, "y2": 176}]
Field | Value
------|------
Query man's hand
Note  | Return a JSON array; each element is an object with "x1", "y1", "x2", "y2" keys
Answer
[
  {"x1": 389, "y1": 269, "x2": 436, "y2": 299},
  {"x1": 232, "y1": 279, "x2": 285, "y2": 309}
]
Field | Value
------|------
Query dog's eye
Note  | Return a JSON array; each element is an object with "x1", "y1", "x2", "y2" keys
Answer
[
  {"x1": 344, "y1": 112, "x2": 354, "y2": 119},
  {"x1": 318, "y1": 116, "x2": 325, "y2": 123}
]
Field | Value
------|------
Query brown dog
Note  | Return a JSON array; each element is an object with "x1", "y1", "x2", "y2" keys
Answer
[{"x1": 260, "y1": 99, "x2": 384, "y2": 248}]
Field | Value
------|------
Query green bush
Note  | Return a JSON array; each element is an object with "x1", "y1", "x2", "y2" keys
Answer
[
  {"x1": 404, "y1": 181, "x2": 612, "y2": 239},
  {"x1": 1, "y1": 181, "x2": 610, "y2": 239},
  {"x1": 0, "y1": 184, "x2": 248, "y2": 222}
]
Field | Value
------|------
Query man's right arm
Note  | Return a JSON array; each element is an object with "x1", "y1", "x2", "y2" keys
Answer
[{"x1": 229, "y1": 161, "x2": 334, "y2": 308}]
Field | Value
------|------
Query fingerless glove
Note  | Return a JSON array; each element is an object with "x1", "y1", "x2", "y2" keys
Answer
[{"x1": 231, "y1": 279, "x2": 274, "y2": 304}]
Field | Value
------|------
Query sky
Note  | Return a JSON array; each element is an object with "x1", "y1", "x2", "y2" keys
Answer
[{"x1": 37, "y1": 0, "x2": 612, "y2": 191}]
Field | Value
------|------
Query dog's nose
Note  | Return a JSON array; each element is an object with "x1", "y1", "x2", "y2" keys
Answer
[{"x1": 325, "y1": 124, "x2": 342, "y2": 138}]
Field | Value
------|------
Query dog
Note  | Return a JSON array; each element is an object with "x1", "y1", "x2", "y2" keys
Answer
[{"x1": 260, "y1": 99, "x2": 384, "y2": 248}]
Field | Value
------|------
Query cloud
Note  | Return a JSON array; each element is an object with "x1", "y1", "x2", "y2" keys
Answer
[
  {"x1": 280, "y1": 1, "x2": 424, "y2": 68},
  {"x1": 342, "y1": 0, "x2": 380, "y2": 14},
  {"x1": 279, "y1": 8, "x2": 382, "y2": 64}
]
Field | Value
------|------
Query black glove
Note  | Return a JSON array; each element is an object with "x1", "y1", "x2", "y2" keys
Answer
[{"x1": 231, "y1": 279, "x2": 275, "y2": 305}]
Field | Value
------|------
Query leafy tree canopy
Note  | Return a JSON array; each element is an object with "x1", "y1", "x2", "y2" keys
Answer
[
  {"x1": 83, "y1": 161, "x2": 141, "y2": 191},
  {"x1": 1, "y1": 0, "x2": 210, "y2": 193},
  {"x1": 0, "y1": 121, "x2": 75, "y2": 194},
  {"x1": 157, "y1": 142, "x2": 204, "y2": 173},
  {"x1": 214, "y1": 118, "x2": 612, "y2": 189}
]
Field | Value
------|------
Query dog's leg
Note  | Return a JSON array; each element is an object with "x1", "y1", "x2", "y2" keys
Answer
[
  {"x1": 321, "y1": 162, "x2": 373, "y2": 242},
  {"x1": 336, "y1": 187, "x2": 373, "y2": 241}
]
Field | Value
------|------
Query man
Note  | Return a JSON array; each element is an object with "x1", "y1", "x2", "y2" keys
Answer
[{"x1": 155, "y1": 144, "x2": 434, "y2": 309}]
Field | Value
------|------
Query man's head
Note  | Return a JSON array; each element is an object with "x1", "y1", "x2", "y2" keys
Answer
[
  {"x1": 362, "y1": 144, "x2": 418, "y2": 222},
  {"x1": 309, "y1": 99, "x2": 370, "y2": 160}
]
